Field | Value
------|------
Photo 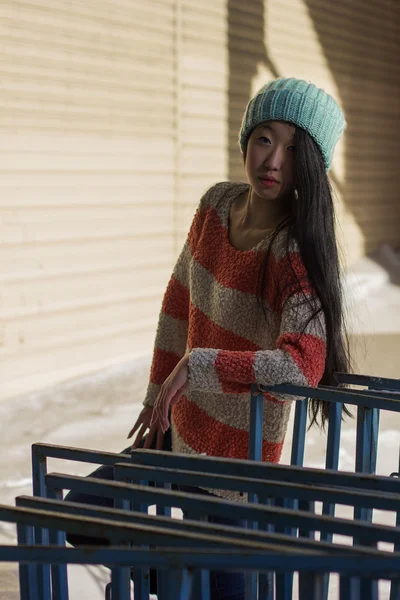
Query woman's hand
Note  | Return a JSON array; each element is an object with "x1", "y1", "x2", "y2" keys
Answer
[
  {"x1": 151, "y1": 354, "x2": 190, "y2": 433},
  {"x1": 127, "y1": 406, "x2": 165, "y2": 450}
]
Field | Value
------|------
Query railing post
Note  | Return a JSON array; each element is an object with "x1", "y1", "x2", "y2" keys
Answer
[
  {"x1": 321, "y1": 400, "x2": 342, "y2": 600},
  {"x1": 46, "y1": 486, "x2": 68, "y2": 600},
  {"x1": 31, "y1": 445, "x2": 51, "y2": 600},
  {"x1": 390, "y1": 451, "x2": 400, "y2": 600},
  {"x1": 247, "y1": 385, "x2": 264, "y2": 600},
  {"x1": 16, "y1": 522, "x2": 37, "y2": 600},
  {"x1": 119, "y1": 476, "x2": 150, "y2": 600}
]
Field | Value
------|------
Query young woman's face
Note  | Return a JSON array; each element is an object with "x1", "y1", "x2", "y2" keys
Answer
[{"x1": 245, "y1": 120, "x2": 296, "y2": 201}]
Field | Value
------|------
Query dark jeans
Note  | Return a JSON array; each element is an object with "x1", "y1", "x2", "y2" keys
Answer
[{"x1": 64, "y1": 432, "x2": 245, "y2": 599}]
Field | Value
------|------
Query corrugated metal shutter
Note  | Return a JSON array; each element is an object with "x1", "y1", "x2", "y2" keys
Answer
[
  {"x1": 0, "y1": 0, "x2": 177, "y2": 399},
  {"x1": 1, "y1": 0, "x2": 399, "y2": 400},
  {"x1": 175, "y1": 0, "x2": 228, "y2": 250}
]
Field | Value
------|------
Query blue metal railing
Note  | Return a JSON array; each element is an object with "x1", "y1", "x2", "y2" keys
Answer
[
  {"x1": 11, "y1": 463, "x2": 400, "y2": 599},
  {"x1": 5, "y1": 371, "x2": 400, "y2": 599}
]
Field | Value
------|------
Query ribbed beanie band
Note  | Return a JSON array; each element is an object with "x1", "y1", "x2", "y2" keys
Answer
[{"x1": 239, "y1": 78, "x2": 346, "y2": 171}]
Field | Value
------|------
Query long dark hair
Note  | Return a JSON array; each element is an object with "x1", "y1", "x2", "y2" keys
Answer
[{"x1": 253, "y1": 127, "x2": 352, "y2": 428}]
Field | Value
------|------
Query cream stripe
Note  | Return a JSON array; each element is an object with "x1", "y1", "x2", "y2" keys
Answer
[
  {"x1": 143, "y1": 381, "x2": 160, "y2": 407},
  {"x1": 254, "y1": 349, "x2": 308, "y2": 402},
  {"x1": 188, "y1": 348, "x2": 222, "y2": 394},
  {"x1": 208, "y1": 181, "x2": 249, "y2": 228},
  {"x1": 155, "y1": 313, "x2": 188, "y2": 357},
  {"x1": 172, "y1": 241, "x2": 192, "y2": 288},
  {"x1": 281, "y1": 295, "x2": 326, "y2": 341},
  {"x1": 190, "y1": 258, "x2": 280, "y2": 349}
]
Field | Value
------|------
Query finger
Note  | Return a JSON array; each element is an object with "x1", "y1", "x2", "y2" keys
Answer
[
  {"x1": 127, "y1": 419, "x2": 143, "y2": 439},
  {"x1": 143, "y1": 424, "x2": 158, "y2": 449},
  {"x1": 150, "y1": 405, "x2": 161, "y2": 428},
  {"x1": 155, "y1": 393, "x2": 166, "y2": 426},
  {"x1": 127, "y1": 408, "x2": 152, "y2": 439},
  {"x1": 156, "y1": 429, "x2": 165, "y2": 450},
  {"x1": 130, "y1": 422, "x2": 148, "y2": 449},
  {"x1": 161, "y1": 415, "x2": 170, "y2": 434}
]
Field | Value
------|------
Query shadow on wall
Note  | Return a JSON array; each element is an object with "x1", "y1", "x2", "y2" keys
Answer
[
  {"x1": 227, "y1": 0, "x2": 280, "y2": 180},
  {"x1": 227, "y1": 1, "x2": 400, "y2": 256},
  {"x1": 303, "y1": 0, "x2": 400, "y2": 255}
]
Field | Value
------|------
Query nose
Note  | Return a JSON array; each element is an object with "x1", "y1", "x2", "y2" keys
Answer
[{"x1": 264, "y1": 145, "x2": 285, "y2": 170}]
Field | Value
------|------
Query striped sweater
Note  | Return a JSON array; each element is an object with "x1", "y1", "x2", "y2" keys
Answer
[{"x1": 143, "y1": 182, "x2": 326, "y2": 498}]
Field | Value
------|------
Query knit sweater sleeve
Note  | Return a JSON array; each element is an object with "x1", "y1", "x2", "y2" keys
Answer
[
  {"x1": 187, "y1": 241, "x2": 327, "y2": 396},
  {"x1": 142, "y1": 186, "x2": 213, "y2": 407}
]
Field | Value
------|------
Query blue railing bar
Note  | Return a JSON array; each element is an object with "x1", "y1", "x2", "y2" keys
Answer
[
  {"x1": 111, "y1": 563, "x2": 131, "y2": 600},
  {"x1": 321, "y1": 391, "x2": 343, "y2": 600},
  {"x1": 339, "y1": 576, "x2": 360, "y2": 600},
  {"x1": 168, "y1": 568, "x2": 193, "y2": 600},
  {"x1": 334, "y1": 372, "x2": 400, "y2": 390},
  {"x1": 354, "y1": 406, "x2": 379, "y2": 598},
  {"x1": 51, "y1": 464, "x2": 400, "y2": 511},
  {"x1": 28, "y1": 496, "x2": 392, "y2": 561},
  {"x1": 354, "y1": 407, "x2": 377, "y2": 527},
  {"x1": 390, "y1": 454, "x2": 400, "y2": 600},
  {"x1": 32, "y1": 443, "x2": 133, "y2": 466},
  {"x1": 259, "y1": 383, "x2": 400, "y2": 410},
  {"x1": 287, "y1": 399, "x2": 308, "y2": 536},
  {"x1": 298, "y1": 571, "x2": 325, "y2": 600},
  {"x1": 274, "y1": 496, "x2": 295, "y2": 600},
  {"x1": 249, "y1": 385, "x2": 263, "y2": 463},
  {"x1": 130, "y1": 449, "x2": 400, "y2": 495},
  {"x1": 291, "y1": 399, "x2": 308, "y2": 467},
  {"x1": 247, "y1": 388, "x2": 263, "y2": 600},
  {"x1": 156, "y1": 482, "x2": 172, "y2": 600},
  {"x1": 31, "y1": 445, "x2": 51, "y2": 600},
  {"x1": 43, "y1": 475, "x2": 399, "y2": 540},
  {"x1": 10, "y1": 502, "x2": 328, "y2": 555},
  {"x1": 4, "y1": 545, "x2": 400, "y2": 576},
  {"x1": 18, "y1": 494, "x2": 400, "y2": 550},
  {"x1": 111, "y1": 466, "x2": 400, "y2": 513},
  {"x1": 31, "y1": 443, "x2": 400, "y2": 496},
  {"x1": 16, "y1": 523, "x2": 37, "y2": 600},
  {"x1": 45, "y1": 487, "x2": 68, "y2": 600},
  {"x1": 321, "y1": 401, "x2": 342, "y2": 532},
  {"x1": 17, "y1": 499, "x2": 374, "y2": 556}
]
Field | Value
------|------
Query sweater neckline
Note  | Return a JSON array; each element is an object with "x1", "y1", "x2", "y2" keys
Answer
[{"x1": 223, "y1": 183, "x2": 275, "y2": 255}]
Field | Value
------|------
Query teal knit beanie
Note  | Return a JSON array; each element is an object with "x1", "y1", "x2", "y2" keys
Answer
[{"x1": 239, "y1": 78, "x2": 346, "y2": 171}]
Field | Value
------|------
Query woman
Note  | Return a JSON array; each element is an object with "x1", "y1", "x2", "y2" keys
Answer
[
  {"x1": 125, "y1": 77, "x2": 352, "y2": 598},
  {"x1": 129, "y1": 77, "x2": 351, "y2": 461},
  {"x1": 68, "y1": 78, "x2": 352, "y2": 599}
]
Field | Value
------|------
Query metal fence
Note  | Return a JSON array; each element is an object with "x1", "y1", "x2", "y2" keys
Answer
[{"x1": 4, "y1": 372, "x2": 400, "y2": 599}]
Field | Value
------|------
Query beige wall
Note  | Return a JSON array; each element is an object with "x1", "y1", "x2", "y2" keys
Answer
[{"x1": 1, "y1": 0, "x2": 399, "y2": 401}]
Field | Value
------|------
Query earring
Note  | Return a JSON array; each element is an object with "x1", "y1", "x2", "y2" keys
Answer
[{"x1": 294, "y1": 189, "x2": 299, "y2": 200}]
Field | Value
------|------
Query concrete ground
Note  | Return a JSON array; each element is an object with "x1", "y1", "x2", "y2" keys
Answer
[{"x1": 1, "y1": 249, "x2": 399, "y2": 599}]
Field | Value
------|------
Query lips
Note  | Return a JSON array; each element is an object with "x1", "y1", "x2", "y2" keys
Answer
[
  {"x1": 259, "y1": 176, "x2": 279, "y2": 187},
  {"x1": 259, "y1": 175, "x2": 278, "y2": 183}
]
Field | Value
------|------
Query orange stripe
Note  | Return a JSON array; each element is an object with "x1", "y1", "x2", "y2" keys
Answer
[
  {"x1": 189, "y1": 206, "x2": 316, "y2": 315},
  {"x1": 150, "y1": 348, "x2": 181, "y2": 386},
  {"x1": 188, "y1": 303, "x2": 260, "y2": 352},
  {"x1": 278, "y1": 332, "x2": 326, "y2": 386},
  {"x1": 192, "y1": 207, "x2": 265, "y2": 295},
  {"x1": 172, "y1": 396, "x2": 284, "y2": 463},
  {"x1": 215, "y1": 349, "x2": 256, "y2": 387},
  {"x1": 162, "y1": 277, "x2": 190, "y2": 321},
  {"x1": 187, "y1": 205, "x2": 206, "y2": 251}
]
